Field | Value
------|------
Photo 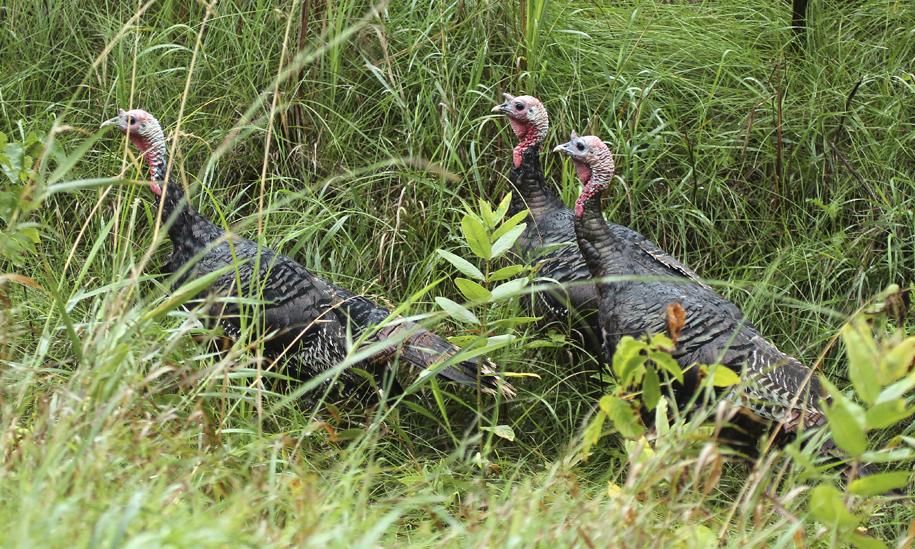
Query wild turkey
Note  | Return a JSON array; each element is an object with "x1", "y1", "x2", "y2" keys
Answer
[
  {"x1": 553, "y1": 131, "x2": 846, "y2": 463},
  {"x1": 102, "y1": 108, "x2": 514, "y2": 400},
  {"x1": 492, "y1": 94, "x2": 707, "y2": 364}
]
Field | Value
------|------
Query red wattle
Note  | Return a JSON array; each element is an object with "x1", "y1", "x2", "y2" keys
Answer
[{"x1": 574, "y1": 162, "x2": 592, "y2": 185}]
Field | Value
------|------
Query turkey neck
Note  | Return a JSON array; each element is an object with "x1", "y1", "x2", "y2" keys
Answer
[
  {"x1": 143, "y1": 140, "x2": 222, "y2": 263},
  {"x1": 572, "y1": 151, "x2": 616, "y2": 278},
  {"x1": 508, "y1": 144, "x2": 568, "y2": 219}
]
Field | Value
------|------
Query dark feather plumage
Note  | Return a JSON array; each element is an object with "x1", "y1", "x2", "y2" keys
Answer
[
  {"x1": 494, "y1": 95, "x2": 708, "y2": 362},
  {"x1": 103, "y1": 108, "x2": 514, "y2": 400},
  {"x1": 555, "y1": 132, "x2": 868, "y2": 473}
]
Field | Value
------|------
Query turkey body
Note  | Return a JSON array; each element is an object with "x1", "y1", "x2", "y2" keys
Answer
[
  {"x1": 495, "y1": 95, "x2": 708, "y2": 368},
  {"x1": 556, "y1": 133, "x2": 831, "y2": 454},
  {"x1": 577, "y1": 209, "x2": 826, "y2": 432},
  {"x1": 103, "y1": 108, "x2": 512, "y2": 399},
  {"x1": 508, "y1": 145, "x2": 709, "y2": 331}
]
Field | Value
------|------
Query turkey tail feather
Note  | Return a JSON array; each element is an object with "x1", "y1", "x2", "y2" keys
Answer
[{"x1": 370, "y1": 320, "x2": 515, "y2": 398}]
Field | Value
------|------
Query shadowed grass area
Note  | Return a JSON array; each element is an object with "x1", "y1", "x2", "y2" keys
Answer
[{"x1": 1, "y1": 0, "x2": 913, "y2": 546}]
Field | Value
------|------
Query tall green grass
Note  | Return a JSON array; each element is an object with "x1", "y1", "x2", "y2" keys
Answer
[{"x1": 0, "y1": 0, "x2": 913, "y2": 546}]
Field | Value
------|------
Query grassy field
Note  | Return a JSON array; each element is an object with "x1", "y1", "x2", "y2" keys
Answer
[{"x1": 1, "y1": 0, "x2": 914, "y2": 546}]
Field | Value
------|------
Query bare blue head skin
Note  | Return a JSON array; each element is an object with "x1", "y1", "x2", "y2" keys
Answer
[
  {"x1": 553, "y1": 132, "x2": 615, "y2": 217},
  {"x1": 101, "y1": 108, "x2": 169, "y2": 194},
  {"x1": 492, "y1": 93, "x2": 549, "y2": 168}
]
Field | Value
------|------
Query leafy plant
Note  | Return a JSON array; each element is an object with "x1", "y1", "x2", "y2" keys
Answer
[
  {"x1": 435, "y1": 192, "x2": 538, "y2": 352},
  {"x1": 0, "y1": 130, "x2": 44, "y2": 265},
  {"x1": 435, "y1": 193, "x2": 538, "y2": 451},
  {"x1": 580, "y1": 330, "x2": 739, "y2": 461},
  {"x1": 802, "y1": 285, "x2": 915, "y2": 548}
]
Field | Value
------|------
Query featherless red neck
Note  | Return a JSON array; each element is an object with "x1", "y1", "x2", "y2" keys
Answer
[{"x1": 492, "y1": 93, "x2": 549, "y2": 168}]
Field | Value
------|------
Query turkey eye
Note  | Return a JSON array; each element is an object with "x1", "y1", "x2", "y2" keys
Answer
[
  {"x1": 514, "y1": 103, "x2": 524, "y2": 110},
  {"x1": 575, "y1": 143, "x2": 585, "y2": 151},
  {"x1": 128, "y1": 116, "x2": 137, "y2": 125}
]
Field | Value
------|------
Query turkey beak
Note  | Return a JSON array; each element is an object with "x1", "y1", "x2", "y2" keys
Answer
[
  {"x1": 553, "y1": 142, "x2": 572, "y2": 156},
  {"x1": 492, "y1": 92, "x2": 515, "y2": 114},
  {"x1": 101, "y1": 115, "x2": 124, "y2": 131}
]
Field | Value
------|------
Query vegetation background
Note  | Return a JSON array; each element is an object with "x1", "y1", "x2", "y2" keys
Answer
[{"x1": 0, "y1": 0, "x2": 913, "y2": 546}]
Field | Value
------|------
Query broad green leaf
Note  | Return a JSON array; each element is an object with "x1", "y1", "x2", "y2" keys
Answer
[
  {"x1": 848, "y1": 472, "x2": 910, "y2": 497},
  {"x1": 490, "y1": 264, "x2": 526, "y2": 281},
  {"x1": 654, "y1": 397, "x2": 670, "y2": 437},
  {"x1": 461, "y1": 215, "x2": 491, "y2": 259},
  {"x1": 880, "y1": 336, "x2": 915, "y2": 384},
  {"x1": 493, "y1": 192, "x2": 512, "y2": 224},
  {"x1": 642, "y1": 362, "x2": 661, "y2": 411},
  {"x1": 613, "y1": 336, "x2": 648, "y2": 385},
  {"x1": 702, "y1": 364, "x2": 741, "y2": 387},
  {"x1": 486, "y1": 334, "x2": 516, "y2": 347},
  {"x1": 332, "y1": 428, "x2": 365, "y2": 442},
  {"x1": 479, "y1": 198, "x2": 494, "y2": 229},
  {"x1": 865, "y1": 398, "x2": 915, "y2": 429},
  {"x1": 624, "y1": 436, "x2": 656, "y2": 465},
  {"x1": 13, "y1": 231, "x2": 37, "y2": 254},
  {"x1": 876, "y1": 372, "x2": 915, "y2": 404},
  {"x1": 447, "y1": 335, "x2": 477, "y2": 347},
  {"x1": 458, "y1": 197, "x2": 478, "y2": 220},
  {"x1": 491, "y1": 222, "x2": 527, "y2": 260},
  {"x1": 848, "y1": 532, "x2": 887, "y2": 549},
  {"x1": 860, "y1": 447, "x2": 915, "y2": 463},
  {"x1": 490, "y1": 277, "x2": 527, "y2": 301},
  {"x1": 436, "y1": 249, "x2": 484, "y2": 281},
  {"x1": 1, "y1": 142, "x2": 24, "y2": 185},
  {"x1": 0, "y1": 236, "x2": 20, "y2": 263},
  {"x1": 491, "y1": 209, "x2": 529, "y2": 242},
  {"x1": 597, "y1": 394, "x2": 614, "y2": 414},
  {"x1": 434, "y1": 296, "x2": 480, "y2": 324},
  {"x1": 649, "y1": 333, "x2": 675, "y2": 350},
  {"x1": 809, "y1": 484, "x2": 859, "y2": 529},
  {"x1": 842, "y1": 322, "x2": 881, "y2": 405},
  {"x1": 527, "y1": 339, "x2": 565, "y2": 349},
  {"x1": 823, "y1": 400, "x2": 868, "y2": 456},
  {"x1": 603, "y1": 395, "x2": 644, "y2": 439},
  {"x1": 455, "y1": 278, "x2": 491, "y2": 303},
  {"x1": 444, "y1": 335, "x2": 516, "y2": 367},
  {"x1": 672, "y1": 524, "x2": 718, "y2": 549},
  {"x1": 23, "y1": 132, "x2": 41, "y2": 153},
  {"x1": 19, "y1": 227, "x2": 40, "y2": 244},
  {"x1": 653, "y1": 352, "x2": 684, "y2": 384},
  {"x1": 581, "y1": 406, "x2": 606, "y2": 462},
  {"x1": 819, "y1": 375, "x2": 844, "y2": 401},
  {"x1": 481, "y1": 424, "x2": 515, "y2": 441}
]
